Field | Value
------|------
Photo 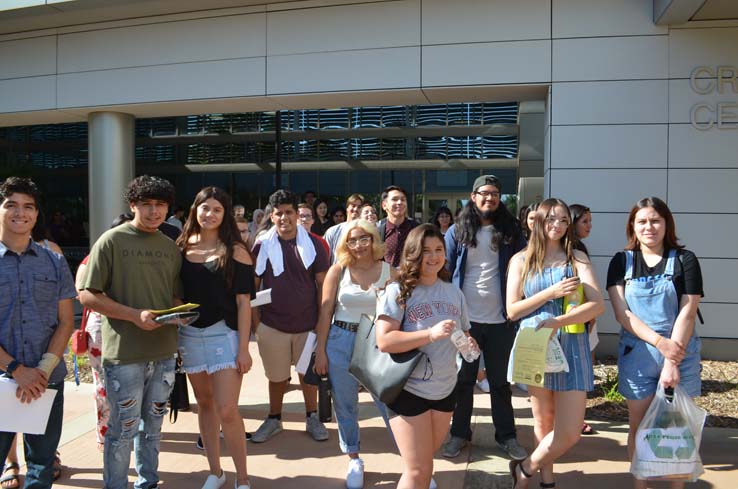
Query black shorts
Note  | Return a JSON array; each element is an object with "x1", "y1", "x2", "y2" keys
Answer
[{"x1": 387, "y1": 389, "x2": 455, "y2": 418}]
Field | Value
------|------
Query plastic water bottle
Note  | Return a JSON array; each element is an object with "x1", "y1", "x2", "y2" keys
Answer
[{"x1": 450, "y1": 329, "x2": 480, "y2": 363}]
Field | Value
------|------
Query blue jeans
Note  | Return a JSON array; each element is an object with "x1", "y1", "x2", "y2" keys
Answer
[
  {"x1": 326, "y1": 324, "x2": 390, "y2": 454},
  {"x1": 0, "y1": 382, "x2": 64, "y2": 489},
  {"x1": 103, "y1": 358, "x2": 176, "y2": 489}
]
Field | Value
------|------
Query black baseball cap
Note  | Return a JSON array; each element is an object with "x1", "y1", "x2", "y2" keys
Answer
[{"x1": 472, "y1": 174, "x2": 502, "y2": 192}]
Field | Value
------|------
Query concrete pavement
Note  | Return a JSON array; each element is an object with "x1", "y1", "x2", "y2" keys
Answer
[{"x1": 10, "y1": 342, "x2": 737, "y2": 488}]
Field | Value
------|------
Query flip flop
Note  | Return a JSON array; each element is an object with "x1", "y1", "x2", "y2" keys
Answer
[{"x1": 1, "y1": 462, "x2": 20, "y2": 489}]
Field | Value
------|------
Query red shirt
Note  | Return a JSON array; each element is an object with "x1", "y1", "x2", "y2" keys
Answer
[
  {"x1": 384, "y1": 218, "x2": 416, "y2": 268},
  {"x1": 311, "y1": 232, "x2": 330, "y2": 256}
]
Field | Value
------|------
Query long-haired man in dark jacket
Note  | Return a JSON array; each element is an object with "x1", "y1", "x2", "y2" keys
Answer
[{"x1": 442, "y1": 175, "x2": 528, "y2": 461}]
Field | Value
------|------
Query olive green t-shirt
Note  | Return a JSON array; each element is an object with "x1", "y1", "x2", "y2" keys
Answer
[{"x1": 80, "y1": 223, "x2": 182, "y2": 365}]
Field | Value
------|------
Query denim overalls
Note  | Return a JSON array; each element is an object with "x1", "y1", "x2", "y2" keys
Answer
[{"x1": 617, "y1": 249, "x2": 701, "y2": 400}]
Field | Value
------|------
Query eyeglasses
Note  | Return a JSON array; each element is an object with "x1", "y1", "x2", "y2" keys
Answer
[
  {"x1": 346, "y1": 236, "x2": 372, "y2": 249},
  {"x1": 298, "y1": 214, "x2": 313, "y2": 221},
  {"x1": 475, "y1": 190, "x2": 500, "y2": 199},
  {"x1": 545, "y1": 217, "x2": 570, "y2": 226}
]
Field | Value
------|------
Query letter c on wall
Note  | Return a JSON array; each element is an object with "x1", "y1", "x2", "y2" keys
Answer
[
  {"x1": 690, "y1": 103, "x2": 714, "y2": 131},
  {"x1": 690, "y1": 67, "x2": 715, "y2": 95}
]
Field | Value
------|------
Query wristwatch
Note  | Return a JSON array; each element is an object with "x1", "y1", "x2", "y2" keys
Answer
[{"x1": 5, "y1": 360, "x2": 20, "y2": 377}]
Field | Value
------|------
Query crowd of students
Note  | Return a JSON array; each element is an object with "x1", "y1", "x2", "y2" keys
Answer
[{"x1": 0, "y1": 174, "x2": 703, "y2": 489}]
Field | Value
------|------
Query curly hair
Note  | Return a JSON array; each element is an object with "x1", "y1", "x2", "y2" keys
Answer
[
  {"x1": 396, "y1": 224, "x2": 450, "y2": 306},
  {"x1": 123, "y1": 175, "x2": 175, "y2": 207},
  {"x1": 0, "y1": 176, "x2": 41, "y2": 208},
  {"x1": 268, "y1": 189, "x2": 298, "y2": 212},
  {"x1": 176, "y1": 187, "x2": 246, "y2": 288}
]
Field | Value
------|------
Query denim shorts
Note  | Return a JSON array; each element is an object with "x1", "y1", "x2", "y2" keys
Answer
[
  {"x1": 618, "y1": 334, "x2": 702, "y2": 400},
  {"x1": 178, "y1": 320, "x2": 239, "y2": 374}
]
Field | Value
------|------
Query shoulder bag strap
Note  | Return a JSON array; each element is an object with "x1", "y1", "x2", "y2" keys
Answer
[{"x1": 80, "y1": 307, "x2": 91, "y2": 333}]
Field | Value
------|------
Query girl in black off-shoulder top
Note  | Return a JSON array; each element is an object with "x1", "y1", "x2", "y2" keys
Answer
[{"x1": 176, "y1": 187, "x2": 255, "y2": 489}]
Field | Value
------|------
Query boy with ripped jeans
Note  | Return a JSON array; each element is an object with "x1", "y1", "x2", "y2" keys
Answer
[{"x1": 79, "y1": 176, "x2": 182, "y2": 489}]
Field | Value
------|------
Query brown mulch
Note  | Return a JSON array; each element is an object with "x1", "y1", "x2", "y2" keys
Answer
[
  {"x1": 64, "y1": 353, "x2": 738, "y2": 428},
  {"x1": 587, "y1": 359, "x2": 738, "y2": 428}
]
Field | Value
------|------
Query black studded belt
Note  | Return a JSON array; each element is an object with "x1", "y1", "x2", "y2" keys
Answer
[{"x1": 334, "y1": 320, "x2": 360, "y2": 333}]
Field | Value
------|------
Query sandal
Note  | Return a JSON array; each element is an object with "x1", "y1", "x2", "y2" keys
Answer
[
  {"x1": 52, "y1": 452, "x2": 62, "y2": 481},
  {"x1": 1, "y1": 462, "x2": 20, "y2": 489},
  {"x1": 581, "y1": 422, "x2": 595, "y2": 435},
  {"x1": 509, "y1": 457, "x2": 532, "y2": 487}
]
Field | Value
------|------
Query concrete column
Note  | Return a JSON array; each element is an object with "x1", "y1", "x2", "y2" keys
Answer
[{"x1": 88, "y1": 112, "x2": 135, "y2": 244}]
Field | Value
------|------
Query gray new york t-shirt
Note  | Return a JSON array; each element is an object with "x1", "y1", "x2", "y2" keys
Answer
[{"x1": 376, "y1": 280, "x2": 471, "y2": 400}]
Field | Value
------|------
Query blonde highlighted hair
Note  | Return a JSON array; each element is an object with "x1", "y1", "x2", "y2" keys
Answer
[{"x1": 335, "y1": 219, "x2": 385, "y2": 267}]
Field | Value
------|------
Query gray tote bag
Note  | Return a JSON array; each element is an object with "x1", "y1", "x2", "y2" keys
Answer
[{"x1": 348, "y1": 314, "x2": 423, "y2": 404}]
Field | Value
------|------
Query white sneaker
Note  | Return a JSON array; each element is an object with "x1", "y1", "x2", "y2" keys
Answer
[
  {"x1": 202, "y1": 471, "x2": 226, "y2": 489},
  {"x1": 476, "y1": 378, "x2": 490, "y2": 393},
  {"x1": 234, "y1": 479, "x2": 251, "y2": 489},
  {"x1": 346, "y1": 457, "x2": 364, "y2": 489}
]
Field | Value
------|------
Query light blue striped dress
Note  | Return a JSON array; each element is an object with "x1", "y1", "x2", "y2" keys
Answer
[{"x1": 523, "y1": 264, "x2": 594, "y2": 392}]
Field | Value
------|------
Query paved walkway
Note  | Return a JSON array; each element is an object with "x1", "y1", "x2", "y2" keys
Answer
[{"x1": 10, "y1": 342, "x2": 737, "y2": 488}]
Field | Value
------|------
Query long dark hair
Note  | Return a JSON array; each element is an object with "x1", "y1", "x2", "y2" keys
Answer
[
  {"x1": 432, "y1": 206, "x2": 453, "y2": 230},
  {"x1": 455, "y1": 199, "x2": 521, "y2": 251},
  {"x1": 396, "y1": 224, "x2": 451, "y2": 306},
  {"x1": 518, "y1": 202, "x2": 538, "y2": 241},
  {"x1": 177, "y1": 187, "x2": 245, "y2": 287},
  {"x1": 625, "y1": 197, "x2": 683, "y2": 251},
  {"x1": 569, "y1": 203, "x2": 590, "y2": 256},
  {"x1": 253, "y1": 204, "x2": 274, "y2": 241}
]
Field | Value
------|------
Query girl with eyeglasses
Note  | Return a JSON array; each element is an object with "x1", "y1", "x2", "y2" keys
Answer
[
  {"x1": 431, "y1": 206, "x2": 453, "y2": 236},
  {"x1": 506, "y1": 198, "x2": 604, "y2": 489},
  {"x1": 375, "y1": 224, "x2": 477, "y2": 489},
  {"x1": 314, "y1": 219, "x2": 396, "y2": 489}
]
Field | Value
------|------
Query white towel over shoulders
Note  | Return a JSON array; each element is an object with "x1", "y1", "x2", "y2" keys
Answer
[{"x1": 255, "y1": 226, "x2": 317, "y2": 277}]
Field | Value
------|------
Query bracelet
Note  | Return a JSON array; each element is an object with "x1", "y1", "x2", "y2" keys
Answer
[{"x1": 653, "y1": 336, "x2": 663, "y2": 348}]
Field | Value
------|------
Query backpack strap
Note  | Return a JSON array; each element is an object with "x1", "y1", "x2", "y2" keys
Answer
[{"x1": 377, "y1": 219, "x2": 386, "y2": 243}]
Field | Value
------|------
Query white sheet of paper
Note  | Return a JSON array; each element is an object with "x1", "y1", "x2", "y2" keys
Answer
[
  {"x1": 0, "y1": 378, "x2": 56, "y2": 434},
  {"x1": 250, "y1": 289, "x2": 272, "y2": 307},
  {"x1": 295, "y1": 331, "x2": 317, "y2": 375}
]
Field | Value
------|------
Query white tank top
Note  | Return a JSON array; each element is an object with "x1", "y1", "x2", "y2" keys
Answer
[{"x1": 333, "y1": 261, "x2": 391, "y2": 324}]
